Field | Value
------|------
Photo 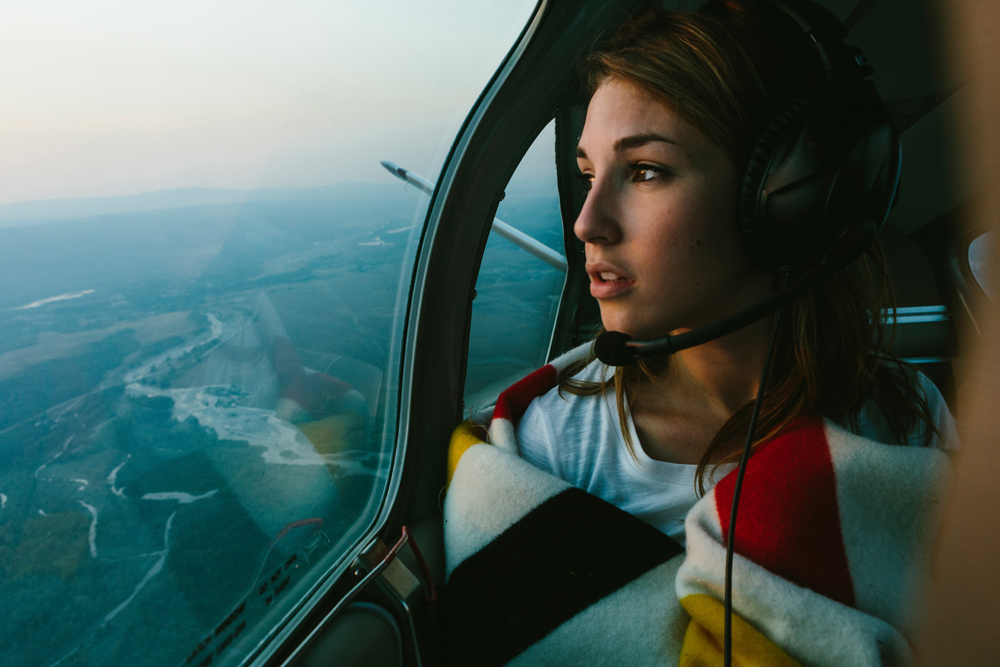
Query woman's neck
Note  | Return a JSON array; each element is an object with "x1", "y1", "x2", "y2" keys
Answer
[
  {"x1": 668, "y1": 315, "x2": 774, "y2": 412},
  {"x1": 628, "y1": 314, "x2": 774, "y2": 464}
]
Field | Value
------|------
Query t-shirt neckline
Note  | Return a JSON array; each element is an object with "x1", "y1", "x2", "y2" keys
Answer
[{"x1": 600, "y1": 385, "x2": 698, "y2": 485}]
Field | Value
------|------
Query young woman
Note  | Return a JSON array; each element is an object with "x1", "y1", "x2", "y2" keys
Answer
[
  {"x1": 514, "y1": 3, "x2": 957, "y2": 544},
  {"x1": 441, "y1": 3, "x2": 956, "y2": 664}
]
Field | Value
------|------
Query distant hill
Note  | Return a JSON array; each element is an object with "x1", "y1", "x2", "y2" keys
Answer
[{"x1": 0, "y1": 182, "x2": 420, "y2": 228}]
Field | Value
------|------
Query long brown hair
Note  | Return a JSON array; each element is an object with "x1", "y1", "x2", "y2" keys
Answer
[{"x1": 559, "y1": 3, "x2": 940, "y2": 493}]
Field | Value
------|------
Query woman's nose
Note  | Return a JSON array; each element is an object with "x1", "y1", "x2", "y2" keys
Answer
[{"x1": 573, "y1": 176, "x2": 621, "y2": 246}]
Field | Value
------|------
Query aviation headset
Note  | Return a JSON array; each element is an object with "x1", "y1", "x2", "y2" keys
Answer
[{"x1": 595, "y1": 0, "x2": 901, "y2": 364}]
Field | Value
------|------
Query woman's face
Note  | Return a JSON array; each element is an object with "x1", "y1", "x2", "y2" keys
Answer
[{"x1": 575, "y1": 78, "x2": 771, "y2": 340}]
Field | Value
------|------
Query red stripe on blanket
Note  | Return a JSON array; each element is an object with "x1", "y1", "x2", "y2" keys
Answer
[
  {"x1": 493, "y1": 365, "x2": 558, "y2": 424},
  {"x1": 714, "y1": 416, "x2": 856, "y2": 608}
]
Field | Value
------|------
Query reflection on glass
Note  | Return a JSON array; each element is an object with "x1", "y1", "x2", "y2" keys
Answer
[
  {"x1": 0, "y1": 1, "x2": 537, "y2": 666},
  {"x1": 969, "y1": 230, "x2": 994, "y2": 300},
  {"x1": 464, "y1": 120, "x2": 567, "y2": 413}
]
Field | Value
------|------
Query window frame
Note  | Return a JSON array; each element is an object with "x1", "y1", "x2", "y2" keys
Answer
[
  {"x1": 549, "y1": 103, "x2": 603, "y2": 359},
  {"x1": 242, "y1": 1, "x2": 556, "y2": 665},
  {"x1": 395, "y1": 0, "x2": 645, "y2": 537},
  {"x1": 462, "y1": 116, "x2": 570, "y2": 411}
]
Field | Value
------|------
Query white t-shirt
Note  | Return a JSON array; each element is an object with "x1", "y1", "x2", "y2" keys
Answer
[{"x1": 516, "y1": 359, "x2": 958, "y2": 544}]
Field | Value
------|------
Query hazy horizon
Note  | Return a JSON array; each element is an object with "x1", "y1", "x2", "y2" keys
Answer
[
  {"x1": 0, "y1": 115, "x2": 560, "y2": 229},
  {"x1": 0, "y1": 181, "x2": 415, "y2": 227}
]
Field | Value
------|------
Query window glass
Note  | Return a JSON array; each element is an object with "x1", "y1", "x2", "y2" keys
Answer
[
  {"x1": 0, "y1": 2, "x2": 537, "y2": 666},
  {"x1": 969, "y1": 230, "x2": 994, "y2": 300},
  {"x1": 464, "y1": 121, "x2": 567, "y2": 413}
]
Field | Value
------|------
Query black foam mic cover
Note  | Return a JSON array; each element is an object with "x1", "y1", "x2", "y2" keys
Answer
[{"x1": 594, "y1": 330, "x2": 635, "y2": 366}]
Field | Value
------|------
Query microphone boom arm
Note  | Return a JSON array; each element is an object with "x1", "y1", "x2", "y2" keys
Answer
[{"x1": 600, "y1": 220, "x2": 877, "y2": 364}]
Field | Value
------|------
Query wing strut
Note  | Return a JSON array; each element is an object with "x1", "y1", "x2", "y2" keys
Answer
[{"x1": 380, "y1": 160, "x2": 568, "y2": 272}]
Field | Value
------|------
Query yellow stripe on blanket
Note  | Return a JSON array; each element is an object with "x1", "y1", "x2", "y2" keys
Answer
[
  {"x1": 679, "y1": 594, "x2": 800, "y2": 667},
  {"x1": 447, "y1": 420, "x2": 489, "y2": 487}
]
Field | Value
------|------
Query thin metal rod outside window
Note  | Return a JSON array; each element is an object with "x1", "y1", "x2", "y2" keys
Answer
[{"x1": 380, "y1": 160, "x2": 569, "y2": 272}]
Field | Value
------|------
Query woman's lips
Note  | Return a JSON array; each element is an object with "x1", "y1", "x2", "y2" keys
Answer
[{"x1": 589, "y1": 271, "x2": 635, "y2": 299}]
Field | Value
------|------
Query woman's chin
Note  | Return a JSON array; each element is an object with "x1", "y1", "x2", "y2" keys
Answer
[{"x1": 600, "y1": 318, "x2": 666, "y2": 341}]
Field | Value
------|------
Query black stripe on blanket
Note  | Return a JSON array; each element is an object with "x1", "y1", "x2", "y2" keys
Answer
[{"x1": 441, "y1": 487, "x2": 684, "y2": 666}]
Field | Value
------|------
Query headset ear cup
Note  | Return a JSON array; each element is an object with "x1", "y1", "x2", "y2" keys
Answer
[{"x1": 738, "y1": 95, "x2": 813, "y2": 272}]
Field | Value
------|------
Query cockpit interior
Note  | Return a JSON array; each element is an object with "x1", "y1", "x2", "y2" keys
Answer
[{"x1": 0, "y1": 0, "x2": 995, "y2": 666}]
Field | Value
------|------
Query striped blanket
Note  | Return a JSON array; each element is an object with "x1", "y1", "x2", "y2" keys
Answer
[{"x1": 441, "y1": 345, "x2": 949, "y2": 666}]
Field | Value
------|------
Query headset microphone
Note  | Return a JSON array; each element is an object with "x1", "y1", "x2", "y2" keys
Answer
[{"x1": 594, "y1": 218, "x2": 879, "y2": 366}]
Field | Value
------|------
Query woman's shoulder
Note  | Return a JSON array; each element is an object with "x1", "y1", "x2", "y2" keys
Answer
[
  {"x1": 516, "y1": 355, "x2": 614, "y2": 475},
  {"x1": 521, "y1": 356, "x2": 610, "y2": 428},
  {"x1": 855, "y1": 363, "x2": 959, "y2": 450},
  {"x1": 912, "y1": 366, "x2": 959, "y2": 450}
]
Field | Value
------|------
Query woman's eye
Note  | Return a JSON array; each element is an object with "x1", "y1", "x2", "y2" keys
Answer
[
  {"x1": 627, "y1": 162, "x2": 666, "y2": 183},
  {"x1": 576, "y1": 172, "x2": 594, "y2": 191}
]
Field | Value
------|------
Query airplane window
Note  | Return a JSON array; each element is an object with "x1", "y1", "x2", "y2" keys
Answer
[
  {"x1": 464, "y1": 120, "x2": 567, "y2": 413},
  {"x1": 0, "y1": 2, "x2": 538, "y2": 667},
  {"x1": 969, "y1": 230, "x2": 995, "y2": 300}
]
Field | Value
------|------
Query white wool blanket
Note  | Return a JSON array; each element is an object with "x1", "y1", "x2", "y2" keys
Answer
[{"x1": 441, "y1": 344, "x2": 950, "y2": 666}]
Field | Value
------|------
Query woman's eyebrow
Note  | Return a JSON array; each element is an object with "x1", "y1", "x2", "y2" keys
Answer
[
  {"x1": 613, "y1": 133, "x2": 680, "y2": 151},
  {"x1": 575, "y1": 133, "x2": 681, "y2": 159}
]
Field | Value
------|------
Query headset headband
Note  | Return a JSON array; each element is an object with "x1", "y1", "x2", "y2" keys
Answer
[{"x1": 735, "y1": 0, "x2": 901, "y2": 273}]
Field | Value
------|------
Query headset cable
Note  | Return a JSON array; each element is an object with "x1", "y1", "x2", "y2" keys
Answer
[{"x1": 723, "y1": 269, "x2": 790, "y2": 667}]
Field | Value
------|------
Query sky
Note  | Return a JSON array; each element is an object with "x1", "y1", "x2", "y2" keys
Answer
[{"x1": 0, "y1": 0, "x2": 540, "y2": 206}]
